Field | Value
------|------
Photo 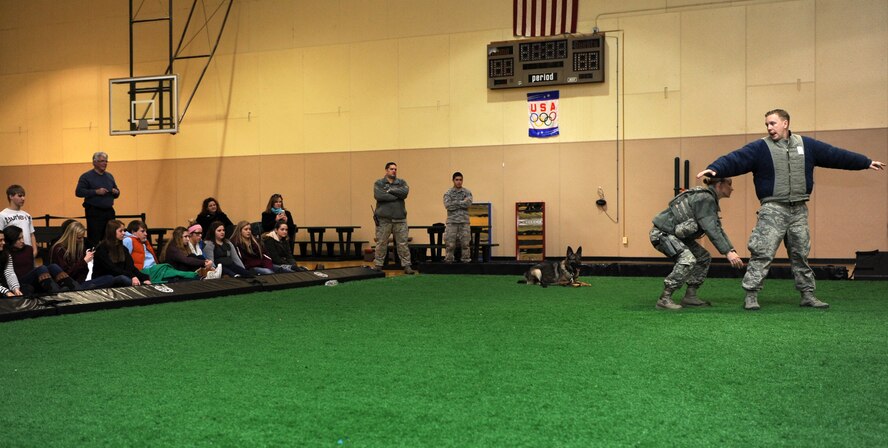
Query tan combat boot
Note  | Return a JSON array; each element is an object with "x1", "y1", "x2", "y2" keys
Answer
[
  {"x1": 744, "y1": 291, "x2": 761, "y2": 311},
  {"x1": 656, "y1": 290, "x2": 682, "y2": 310},
  {"x1": 800, "y1": 292, "x2": 829, "y2": 309},
  {"x1": 679, "y1": 286, "x2": 711, "y2": 307}
]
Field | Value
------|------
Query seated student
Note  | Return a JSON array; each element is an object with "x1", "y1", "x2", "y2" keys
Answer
[
  {"x1": 186, "y1": 223, "x2": 207, "y2": 258},
  {"x1": 261, "y1": 193, "x2": 297, "y2": 255},
  {"x1": 231, "y1": 220, "x2": 275, "y2": 275},
  {"x1": 49, "y1": 221, "x2": 131, "y2": 290},
  {"x1": 261, "y1": 221, "x2": 308, "y2": 273},
  {"x1": 123, "y1": 220, "x2": 209, "y2": 283},
  {"x1": 160, "y1": 226, "x2": 220, "y2": 278},
  {"x1": 202, "y1": 221, "x2": 253, "y2": 278},
  {"x1": 195, "y1": 197, "x2": 234, "y2": 240},
  {"x1": 3, "y1": 226, "x2": 75, "y2": 293},
  {"x1": 261, "y1": 194, "x2": 297, "y2": 240},
  {"x1": 93, "y1": 220, "x2": 151, "y2": 287},
  {"x1": 0, "y1": 231, "x2": 24, "y2": 296},
  {"x1": 49, "y1": 218, "x2": 79, "y2": 248},
  {"x1": 0, "y1": 184, "x2": 38, "y2": 259}
]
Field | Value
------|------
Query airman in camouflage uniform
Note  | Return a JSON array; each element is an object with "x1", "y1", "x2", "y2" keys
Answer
[
  {"x1": 700, "y1": 109, "x2": 886, "y2": 310},
  {"x1": 373, "y1": 162, "x2": 415, "y2": 274},
  {"x1": 443, "y1": 172, "x2": 473, "y2": 263},
  {"x1": 650, "y1": 177, "x2": 744, "y2": 310}
]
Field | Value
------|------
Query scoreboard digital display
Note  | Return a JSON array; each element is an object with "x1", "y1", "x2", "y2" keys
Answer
[{"x1": 487, "y1": 33, "x2": 605, "y2": 89}]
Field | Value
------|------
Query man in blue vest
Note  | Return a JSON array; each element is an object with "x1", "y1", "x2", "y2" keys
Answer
[{"x1": 698, "y1": 109, "x2": 885, "y2": 310}]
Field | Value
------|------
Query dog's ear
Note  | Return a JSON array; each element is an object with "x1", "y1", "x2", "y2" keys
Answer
[
  {"x1": 576, "y1": 246, "x2": 582, "y2": 257},
  {"x1": 566, "y1": 246, "x2": 574, "y2": 256}
]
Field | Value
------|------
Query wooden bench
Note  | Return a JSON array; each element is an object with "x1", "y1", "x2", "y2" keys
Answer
[
  {"x1": 32, "y1": 212, "x2": 156, "y2": 262},
  {"x1": 474, "y1": 242, "x2": 500, "y2": 262},
  {"x1": 406, "y1": 224, "x2": 498, "y2": 263},
  {"x1": 408, "y1": 242, "x2": 500, "y2": 263},
  {"x1": 33, "y1": 226, "x2": 65, "y2": 262},
  {"x1": 295, "y1": 226, "x2": 364, "y2": 259},
  {"x1": 322, "y1": 240, "x2": 369, "y2": 259}
]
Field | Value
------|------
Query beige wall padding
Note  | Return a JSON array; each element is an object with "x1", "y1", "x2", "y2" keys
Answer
[
  {"x1": 1, "y1": 0, "x2": 886, "y2": 258},
  {"x1": 3, "y1": 127, "x2": 885, "y2": 258}
]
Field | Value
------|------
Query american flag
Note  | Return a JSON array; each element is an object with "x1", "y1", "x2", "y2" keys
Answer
[{"x1": 513, "y1": 0, "x2": 578, "y2": 37}]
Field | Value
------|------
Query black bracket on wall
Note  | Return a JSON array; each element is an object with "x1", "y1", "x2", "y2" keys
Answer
[{"x1": 673, "y1": 157, "x2": 690, "y2": 196}]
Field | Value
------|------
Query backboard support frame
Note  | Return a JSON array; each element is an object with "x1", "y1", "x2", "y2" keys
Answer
[{"x1": 109, "y1": 74, "x2": 179, "y2": 136}]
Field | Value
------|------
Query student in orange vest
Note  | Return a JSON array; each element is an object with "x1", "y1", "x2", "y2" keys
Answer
[{"x1": 122, "y1": 220, "x2": 208, "y2": 283}]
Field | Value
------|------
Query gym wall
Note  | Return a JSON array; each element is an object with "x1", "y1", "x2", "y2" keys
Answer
[{"x1": 0, "y1": 0, "x2": 885, "y2": 258}]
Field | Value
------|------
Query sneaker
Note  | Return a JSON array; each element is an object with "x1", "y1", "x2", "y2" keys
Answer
[
  {"x1": 204, "y1": 264, "x2": 222, "y2": 280},
  {"x1": 800, "y1": 297, "x2": 829, "y2": 309},
  {"x1": 744, "y1": 294, "x2": 761, "y2": 311},
  {"x1": 655, "y1": 298, "x2": 682, "y2": 310},
  {"x1": 403, "y1": 266, "x2": 416, "y2": 275}
]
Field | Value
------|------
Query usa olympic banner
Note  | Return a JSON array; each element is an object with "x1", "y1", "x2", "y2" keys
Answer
[{"x1": 528, "y1": 90, "x2": 559, "y2": 138}]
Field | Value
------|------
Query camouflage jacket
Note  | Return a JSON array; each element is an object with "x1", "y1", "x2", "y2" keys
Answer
[
  {"x1": 651, "y1": 186, "x2": 734, "y2": 255},
  {"x1": 443, "y1": 187, "x2": 473, "y2": 224}
]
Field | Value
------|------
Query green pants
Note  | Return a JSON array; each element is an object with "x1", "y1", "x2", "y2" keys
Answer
[{"x1": 142, "y1": 263, "x2": 199, "y2": 284}]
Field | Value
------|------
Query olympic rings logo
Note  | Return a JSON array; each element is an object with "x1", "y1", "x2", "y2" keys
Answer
[{"x1": 529, "y1": 112, "x2": 557, "y2": 127}]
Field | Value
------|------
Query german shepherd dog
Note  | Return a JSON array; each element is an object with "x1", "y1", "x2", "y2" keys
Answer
[{"x1": 518, "y1": 246, "x2": 590, "y2": 287}]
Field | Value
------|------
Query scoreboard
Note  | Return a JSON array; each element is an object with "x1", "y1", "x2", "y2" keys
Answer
[{"x1": 487, "y1": 33, "x2": 605, "y2": 89}]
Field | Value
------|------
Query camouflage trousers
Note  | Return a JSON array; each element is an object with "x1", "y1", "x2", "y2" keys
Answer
[
  {"x1": 444, "y1": 223, "x2": 472, "y2": 262},
  {"x1": 374, "y1": 218, "x2": 411, "y2": 267},
  {"x1": 743, "y1": 202, "x2": 814, "y2": 294},
  {"x1": 650, "y1": 227, "x2": 712, "y2": 291}
]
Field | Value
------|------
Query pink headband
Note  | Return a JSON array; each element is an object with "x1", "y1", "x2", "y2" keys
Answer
[{"x1": 187, "y1": 224, "x2": 202, "y2": 234}]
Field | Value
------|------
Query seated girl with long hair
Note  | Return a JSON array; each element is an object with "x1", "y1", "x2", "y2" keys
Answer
[
  {"x1": 196, "y1": 197, "x2": 234, "y2": 240},
  {"x1": 0, "y1": 231, "x2": 24, "y2": 296},
  {"x1": 261, "y1": 193, "x2": 297, "y2": 243},
  {"x1": 93, "y1": 220, "x2": 151, "y2": 287},
  {"x1": 231, "y1": 221, "x2": 275, "y2": 275},
  {"x1": 202, "y1": 221, "x2": 253, "y2": 278},
  {"x1": 261, "y1": 221, "x2": 308, "y2": 273},
  {"x1": 49, "y1": 221, "x2": 132, "y2": 289},
  {"x1": 3, "y1": 226, "x2": 75, "y2": 293},
  {"x1": 160, "y1": 226, "x2": 221, "y2": 278}
]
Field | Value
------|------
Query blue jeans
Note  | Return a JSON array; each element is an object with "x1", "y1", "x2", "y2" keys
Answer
[
  {"x1": 79, "y1": 275, "x2": 133, "y2": 290},
  {"x1": 21, "y1": 264, "x2": 64, "y2": 292},
  {"x1": 250, "y1": 267, "x2": 275, "y2": 275}
]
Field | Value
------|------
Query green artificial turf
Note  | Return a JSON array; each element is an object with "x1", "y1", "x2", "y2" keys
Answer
[{"x1": 1, "y1": 275, "x2": 887, "y2": 447}]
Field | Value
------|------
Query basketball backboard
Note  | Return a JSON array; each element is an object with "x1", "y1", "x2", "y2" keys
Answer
[{"x1": 109, "y1": 74, "x2": 178, "y2": 135}]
